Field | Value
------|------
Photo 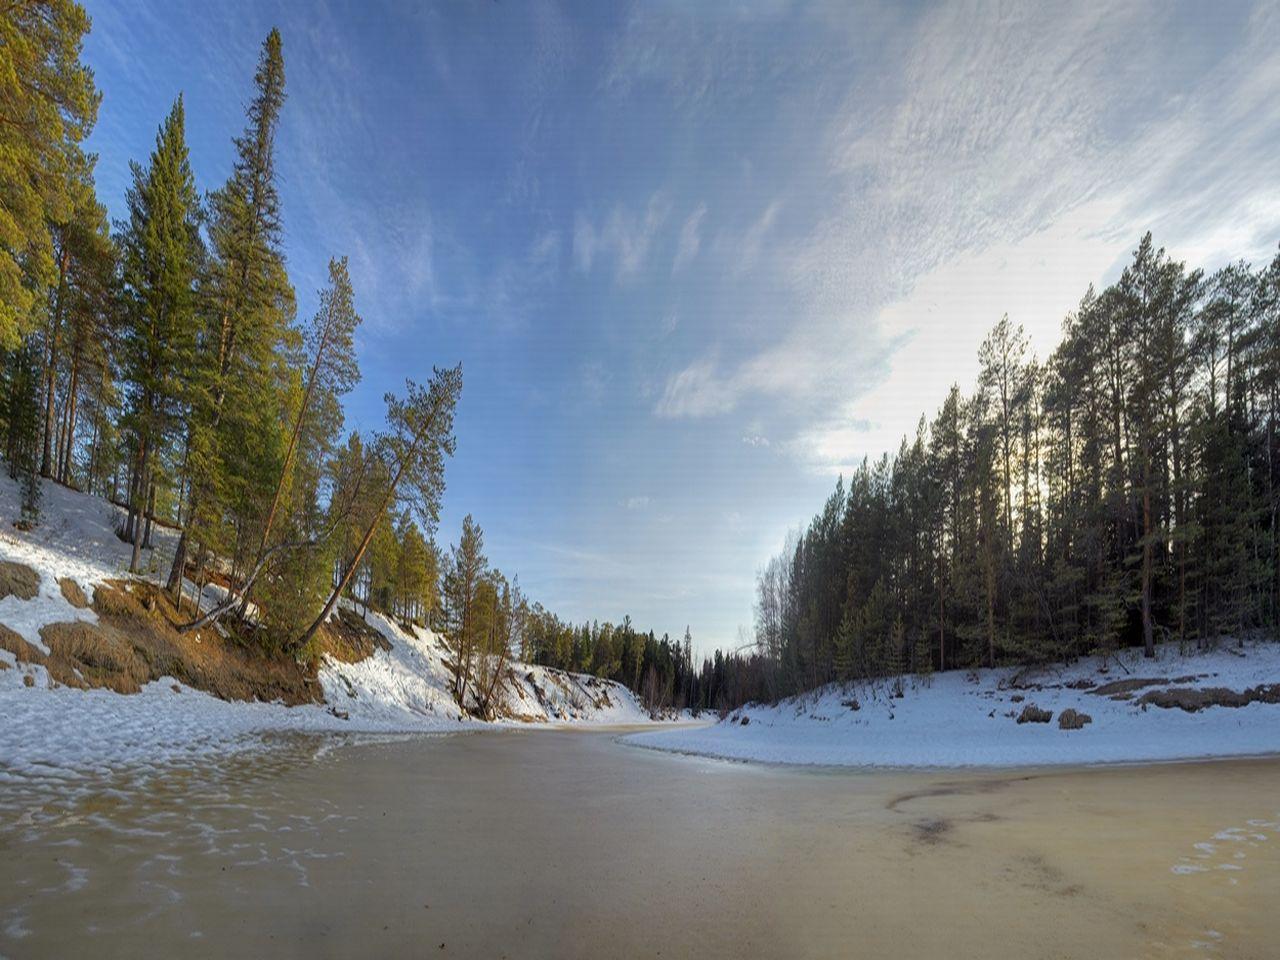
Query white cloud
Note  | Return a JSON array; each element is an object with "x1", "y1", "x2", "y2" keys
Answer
[
  {"x1": 673, "y1": 202, "x2": 707, "y2": 272},
  {"x1": 625, "y1": 496, "x2": 651, "y2": 510},
  {"x1": 733, "y1": 200, "x2": 781, "y2": 275},
  {"x1": 573, "y1": 192, "x2": 671, "y2": 281},
  {"x1": 655, "y1": 0, "x2": 1280, "y2": 480},
  {"x1": 654, "y1": 356, "x2": 738, "y2": 418}
]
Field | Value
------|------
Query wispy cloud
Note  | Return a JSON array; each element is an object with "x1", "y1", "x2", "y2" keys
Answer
[
  {"x1": 573, "y1": 192, "x2": 671, "y2": 281},
  {"x1": 672, "y1": 203, "x2": 707, "y2": 272},
  {"x1": 652, "y1": 0, "x2": 1280, "y2": 479}
]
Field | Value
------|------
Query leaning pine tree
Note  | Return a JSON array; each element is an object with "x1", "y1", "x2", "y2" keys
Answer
[
  {"x1": 296, "y1": 365, "x2": 462, "y2": 651},
  {"x1": 180, "y1": 256, "x2": 363, "y2": 630}
]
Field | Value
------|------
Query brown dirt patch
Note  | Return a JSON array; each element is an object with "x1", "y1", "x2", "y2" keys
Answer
[
  {"x1": 41, "y1": 621, "x2": 148, "y2": 694},
  {"x1": 1137, "y1": 685, "x2": 1280, "y2": 713},
  {"x1": 2, "y1": 581, "x2": 326, "y2": 703},
  {"x1": 0, "y1": 622, "x2": 47, "y2": 663},
  {"x1": 87, "y1": 581, "x2": 326, "y2": 705},
  {"x1": 2, "y1": 580, "x2": 394, "y2": 708},
  {"x1": 58, "y1": 577, "x2": 89, "y2": 608},
  {"x1": 0, "y1": 561, "x2": 40, "y2": 601},
  {"x1": 313, "y1": 606, "x2": 392, "y2": 664},
  {"x1": 0, "y1": 621, "x2": 89, "y2": 690}
]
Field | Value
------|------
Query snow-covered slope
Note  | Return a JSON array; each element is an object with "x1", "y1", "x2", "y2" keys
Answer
[
  {"x1": 627, "y1": 641, "x2": 1280, "y2": 767},
  {"x1": 320, "y1": 607, "x2": 650, "y2": 726},
  {"x1": 0, "y1": 479, "x2": 651, "y2": 780}
]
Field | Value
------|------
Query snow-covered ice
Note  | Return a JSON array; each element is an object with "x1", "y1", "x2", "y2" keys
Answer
[{"x1": 626, "y1": 641, "x2": 1280, "y2": 768}]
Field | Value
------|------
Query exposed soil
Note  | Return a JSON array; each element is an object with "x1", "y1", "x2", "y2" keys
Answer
[
  {"x1": 0, "y1": 561, "x2": 40, "y2": 601},
  {"x1": 1137, "y1": 684, "x2": 1280, "y2": 713},
  {"x1": 322, "y1": 605, "x2": 393, "y2": 664},
  {"x1": 57, "y1": 577, "x2": 89, "y2": 609},
  {"x1": 1, "y1": 580, "x2": 390, "y2": 706}
]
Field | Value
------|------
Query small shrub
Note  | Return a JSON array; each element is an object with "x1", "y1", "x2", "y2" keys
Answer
[
  {"x1": 1016, "y1": 703, "x2": 1052, "y2": 724},
  {"x1": 1058, "y1": 708, "x2": 1092, "y2": 730}
]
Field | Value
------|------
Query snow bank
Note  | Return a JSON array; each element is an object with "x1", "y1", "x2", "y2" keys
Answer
[
  {"x1": 0, "y1": 479, "x2": 650, "y2": 782},
  {"x1": 321, "y1": 607, "x2": 650, "y2": 726},
  {"x1": 625, "y1": 642, "x2": 1280, "y2": 768}
]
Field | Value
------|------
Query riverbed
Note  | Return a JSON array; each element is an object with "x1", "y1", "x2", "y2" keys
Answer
[{"x1": 1, "y1": 728, "x2": 1277, "y2": 958}]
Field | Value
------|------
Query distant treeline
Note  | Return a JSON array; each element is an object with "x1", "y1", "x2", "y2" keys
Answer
[
  {"x1": 752, "y1": 235, "x2": 1280, "y2": 701},
  {"x1": 519, "y1": 607, "x2": 766, "y2": 715}
]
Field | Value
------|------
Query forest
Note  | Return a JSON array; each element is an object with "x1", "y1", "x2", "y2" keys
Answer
[
  {"x1": 16, "y1": 4, "x2": 1272, "y2": 722},
  {"x1": 1, "y1": 4, "x2": 759, "y2": 716},
  {"x1": 751, "y1": 235, "x2": 1280, "y2": 701}
]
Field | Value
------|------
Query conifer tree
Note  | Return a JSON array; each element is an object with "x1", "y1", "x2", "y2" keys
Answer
[
  {"x1": 168, "y1": 28, "x2": 295, "y2": 596},
  {"x1": 0, "y1": 0, "x2": 100, "y2": 347},
  {"x1": 297, "y1": 365, "x2": 462, "y2": 649},
  {"x1": 117, "y1": 97, "x2": 202, "y2": 573},
  {"x1": 442, "y1": 513, "x2": 487, "y2": 708}
]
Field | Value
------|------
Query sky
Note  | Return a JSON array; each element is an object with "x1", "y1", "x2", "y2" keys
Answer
[{"x1": 80, "y1": 0, "x2": 1280, "y2": 656}]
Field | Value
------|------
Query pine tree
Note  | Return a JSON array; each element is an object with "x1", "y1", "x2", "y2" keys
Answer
[
  {"x1": 298, "y1": 366, "x2": 462, "y2": 649},
  {"x1": 117, "y1": 97, "x2": 202, "y2": 573},
  {"x1": 168, "y1": 28, "x2": 295, "y2": 597},
  {"x1": 0, "y1": 0, "x2": 100, "y2": 347},
  {"x1": 188, "y1": 257, "x2": 367, "y2": 628},
  {"x1": 7, "y1": 343, "x2": 44, "y2": 526},
  {"x1": 442, "y1": 514, "x2": 488, "y2": 709}
]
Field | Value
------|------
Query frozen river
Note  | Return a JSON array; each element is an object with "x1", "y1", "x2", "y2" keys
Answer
[{"x1": 1, "y1": 727, "x2": 1277, "y2": 958}]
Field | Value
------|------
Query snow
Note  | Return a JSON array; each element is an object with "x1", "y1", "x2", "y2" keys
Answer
[
  {"x1": 625, "y1": 641, "x2": 1280, "y2": 768},
  {"x1": 0, "y1": 478, "x2": 652, "y2": 783},
  {"x1": 320, "y1": 606, "x2": 652, "y2": 727}
]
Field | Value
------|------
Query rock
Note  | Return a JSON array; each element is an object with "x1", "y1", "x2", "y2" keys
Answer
[
  {"x1": 1058, "y1": 708, "x2": 1092, "y2": 730},
  {"x1": 740, "y1": 716, "x2": 750, "y2": 726},
  {"x1": 1016, "y1": 703, "x2": 1052, "y2": 724},
  {"x1": 1010, "y1": 694, "x2": 1024, "y2": 703},
  {"x1": 23, "y1": 674, "x2": 34, "y2": 687}
]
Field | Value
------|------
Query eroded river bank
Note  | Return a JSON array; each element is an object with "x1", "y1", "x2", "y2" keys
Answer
[{"x1": 1, "y1": 728, "x2": 1277, "y2": 959}]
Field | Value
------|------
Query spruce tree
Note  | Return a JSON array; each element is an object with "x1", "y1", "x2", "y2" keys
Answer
[
  {"x1": 117, "y1": 97, "x2": 202, "y2": 573},
  {"x1": 168, "y1": 28, "x2": 295, "y2": 597}
]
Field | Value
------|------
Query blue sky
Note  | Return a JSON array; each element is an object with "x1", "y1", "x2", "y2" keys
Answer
[{"x1": 81, "y1": 0, "x2": 1280, "y2": 654}]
